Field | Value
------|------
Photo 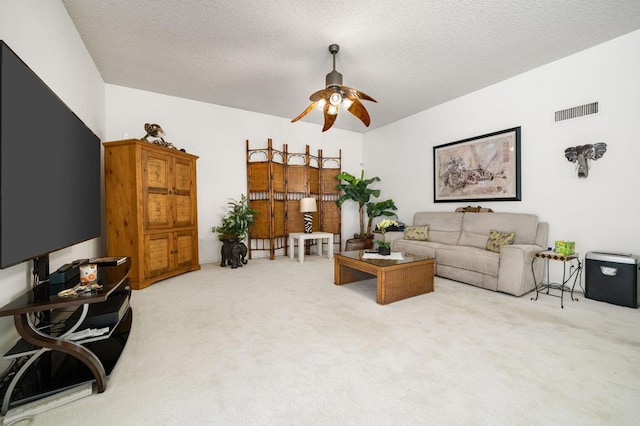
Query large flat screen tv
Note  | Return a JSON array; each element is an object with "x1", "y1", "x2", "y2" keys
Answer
[{"x1": 0, "y1": 40, "x2": 101, "y2": 273}]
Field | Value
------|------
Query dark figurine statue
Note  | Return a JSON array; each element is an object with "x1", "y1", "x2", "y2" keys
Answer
[
  {"x1": 142, "y1": 123, "x2": 166, "y2": 142},
  {"x1": 221, "y1": 241, "x2": 248, "y2": 269},
  {"x1": 231, "y1": 242, "x2": 248, "y2": 268},
  {"x1": 141, "y1": 123, "x2": 183, "y2": 151}
]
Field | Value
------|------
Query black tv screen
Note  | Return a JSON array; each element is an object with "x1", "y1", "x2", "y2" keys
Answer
[{"x1": 0, "y1": 40, "x2": 101, "y2": 269}]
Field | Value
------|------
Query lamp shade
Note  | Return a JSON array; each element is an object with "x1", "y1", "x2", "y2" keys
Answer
[{"x1": 299, "y1": 197, "x2": 317, "y2": 213}]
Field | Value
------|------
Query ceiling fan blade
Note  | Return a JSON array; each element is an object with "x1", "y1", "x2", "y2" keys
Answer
[
  {"x1": 291, "y1": 102, "x2": 317, "y2": 123},
  {"x1": 347, "y1": 98, "x2": 371, "y2": 127},
  {"x1": 322, "y1": 103, "x2": 337, "y2": 132},
  {"x1": 310, "y1": 88, "x2": 334, "y2": 102},
  {"x1": 341, "y1": 86, "x2": 377, "y2": 103}
]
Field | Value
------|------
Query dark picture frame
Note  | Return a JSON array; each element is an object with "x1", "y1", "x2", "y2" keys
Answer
[{"x1": 433, "y1": 127, "x2": 521, "y2": 203}]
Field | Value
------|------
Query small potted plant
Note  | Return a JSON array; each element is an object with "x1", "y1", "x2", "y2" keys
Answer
[
  {"x1": 212, "y1": 195, "x2": 257, "y2": 268},
  {"x1": 365, "y1": 199, "x2": 398, "y2": 236},
  {"x1": 212, "y1": 194, "x2": 257, "y2": 242},
  {"x1": 375, "y1": 219, "x2": 398, "y2": 255}
]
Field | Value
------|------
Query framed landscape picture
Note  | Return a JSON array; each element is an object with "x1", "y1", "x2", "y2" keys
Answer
[{"x1": 433, "y1": 127, "x2": 521, "y2": 203}]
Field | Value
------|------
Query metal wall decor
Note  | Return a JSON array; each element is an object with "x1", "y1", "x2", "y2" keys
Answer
[
  {"x1": 564, "y1": 143, "x2": 607, "y2": 178},
  {"x1": 433, "y1": 127, "x2": 521, "y2": 203}
]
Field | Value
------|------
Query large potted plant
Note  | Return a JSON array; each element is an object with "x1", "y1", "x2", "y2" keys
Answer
[{"x1": 336, "y1": 170, "x2": 383, "y2": 249}]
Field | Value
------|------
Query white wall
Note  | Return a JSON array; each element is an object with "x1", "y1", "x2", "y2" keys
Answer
[
  {"x1": 363, "y1": 30, "x2": 640, "y2": 283},
  {"x1": 0, "y1": 0, "x2": 105, "y2": 367},
  {"x1": 104, "y1": 85, "x2": 364, "y2": 263}
]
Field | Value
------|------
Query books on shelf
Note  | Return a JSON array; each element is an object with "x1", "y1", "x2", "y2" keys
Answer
[{"x1": 88, "y1": 256, "x2": 127, "y2": 266}]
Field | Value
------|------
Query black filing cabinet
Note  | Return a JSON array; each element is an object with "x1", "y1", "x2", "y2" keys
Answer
[{"x1": 585, "y1": 252, "x2": 639, "y2": 308}]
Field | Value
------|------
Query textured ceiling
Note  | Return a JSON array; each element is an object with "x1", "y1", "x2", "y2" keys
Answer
[{"x1": 62, "y1": 0, "x2": 640, "y2": 133}]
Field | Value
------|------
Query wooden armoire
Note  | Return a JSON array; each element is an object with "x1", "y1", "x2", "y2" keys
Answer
[{"x1": 103, "y1": 139, "x2": 200, "y2": 289}]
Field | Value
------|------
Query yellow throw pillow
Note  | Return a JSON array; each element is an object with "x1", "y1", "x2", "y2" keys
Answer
[
  {"x1": 486, "y1": 230, "x2": 515, "y2": 252},
  {"x1": 404, "y1": 225, "x2": 429, "y2": 241}
]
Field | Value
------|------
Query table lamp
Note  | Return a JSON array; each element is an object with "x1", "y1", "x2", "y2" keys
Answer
[{"x1": 299, "y1": 197, "x2": 317, "y2": 233}]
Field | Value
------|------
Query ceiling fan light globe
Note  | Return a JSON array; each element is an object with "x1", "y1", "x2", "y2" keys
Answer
[
  {"x1": 327, "y1": 105, "x2": 338, "y2": 115},
  {"x1": 329, "y1": 92, "x2": 342, "y2": 106}
]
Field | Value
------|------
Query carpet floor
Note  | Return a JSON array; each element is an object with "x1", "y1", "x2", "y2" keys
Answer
[{"x1": 15, "y1": 255, "x2": 640, "y2": 425}]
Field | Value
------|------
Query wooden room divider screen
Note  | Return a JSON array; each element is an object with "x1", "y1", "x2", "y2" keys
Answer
[{"x1": 246, "y1": 139, "x2": 342, "y2": 259}]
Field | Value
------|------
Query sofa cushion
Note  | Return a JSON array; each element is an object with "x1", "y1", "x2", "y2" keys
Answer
[
  {"x1": 436, "y1": 245, "x2": 500, "y2": 277},
  {"x1": 391, "y1": 239, "x2": 441, "y2": 258},
  {"x1": 411, "y1": 212, "x2": 463, "y2": 245},
  {"x1": 437, "y1": 264, "x2": 498, "y2": 291},
  {"x1": 458, "y1": 212, "x2": 539, "y2": 249},
  {"x1": 404, "y1": 225, "x2": 429, "y2": 241},
  {"x1": 486, "y1": 230, "x2": 515, "y2": 253}
]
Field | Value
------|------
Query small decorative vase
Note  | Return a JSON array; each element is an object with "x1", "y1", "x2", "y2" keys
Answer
[{"x1": 378, "y1": 246, "x2": 391, "y2": 256}]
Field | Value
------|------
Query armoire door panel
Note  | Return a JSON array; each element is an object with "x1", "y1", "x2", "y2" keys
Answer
[
  {"x1": 174, "y1": 159, "x2": 193, "y2": 194},
  {"x1": 144, "y1": 233, "x2": 172, "y2": 278},
  {"x1": 174, "y1": 194, "x2": 193, "y2": 227},
  {"x1": 146, "y1": 193, "x2": 171, "y2": 227},
  {"x1": 142, "y1": 150, "x2": 172, "y2": 229},
  {"x1": 143, "y1": 152, "x2": 170, "y2": 190},
  {"x1": 175, "y1": 230, "x2": 196, "y2": 268}
]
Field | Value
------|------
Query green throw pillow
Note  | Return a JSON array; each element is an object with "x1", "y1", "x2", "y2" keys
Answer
[
  {"x1": 486, "y1": 230, "x2": 515, "y2": 252},
  {"x1": 404, "y1": 225, "x2": 429, "y2": 241}
]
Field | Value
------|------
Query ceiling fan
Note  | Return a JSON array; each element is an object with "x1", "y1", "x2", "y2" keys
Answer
[{"x1": 291, "y1": 44, "x2": 377, "y2": 132}]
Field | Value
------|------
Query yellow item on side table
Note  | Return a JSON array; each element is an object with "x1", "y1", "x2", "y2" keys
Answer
[{"x1": 555, "y1": 240, "x2": 575, "y2": 255}]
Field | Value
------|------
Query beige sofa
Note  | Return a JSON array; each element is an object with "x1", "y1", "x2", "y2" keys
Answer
[{"x1": 385, "y1": 212, "x2": 549, "y2": 296}]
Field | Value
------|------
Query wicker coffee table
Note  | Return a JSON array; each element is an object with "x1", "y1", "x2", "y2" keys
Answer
[{"x1": 334, "y1": 251, "x2": 435, "y2": 305}]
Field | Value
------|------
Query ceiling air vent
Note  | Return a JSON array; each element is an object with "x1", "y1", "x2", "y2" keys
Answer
[{"x1": 555, "y1": 102, "x2": 598, "y2": 122}]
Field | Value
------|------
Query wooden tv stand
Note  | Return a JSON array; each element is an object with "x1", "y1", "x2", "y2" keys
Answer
[{"x1": 0, "y1": 259, "x2": 133, "y2": 415}]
